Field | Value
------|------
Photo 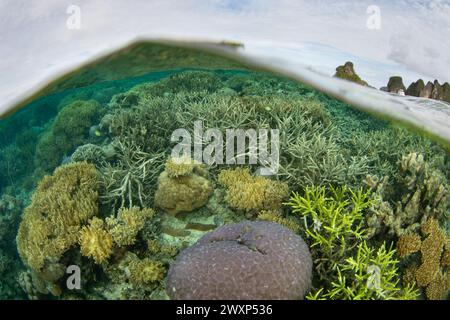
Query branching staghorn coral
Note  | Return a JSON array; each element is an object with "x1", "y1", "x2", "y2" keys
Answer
[
  {"x1": 218, "y1": 167, "x2": 289, "y2": 214},
  {"x1": 286, "y1": 185, "x2": 419, "y2": 300},
  {"x1": 307, "y1": 241, "x2": 419, "y2": 300},
  {"x1": 398, "y1": 218, "x2": 449, "y2": 300},
  {"x1": 106, "y1": 206, "x2": 155, "y2": 247},
  {"x1": 100, "y1": 139, "x2": 165, "y2": 208}
]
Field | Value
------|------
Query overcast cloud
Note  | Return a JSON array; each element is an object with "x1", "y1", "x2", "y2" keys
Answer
[{"x1": 0, "y1": 0, "x2": 449, "y2": 109}]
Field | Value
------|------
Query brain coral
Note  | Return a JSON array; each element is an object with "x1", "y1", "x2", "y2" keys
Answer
[{"x1": 166, "y1": 221, "x2": 313, "y2": 300}]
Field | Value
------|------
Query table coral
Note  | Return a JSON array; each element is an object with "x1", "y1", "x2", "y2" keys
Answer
[
  {"x1": 79, "y1": 217, "x2": 113, "y2": 264},
  {"x1": 154, "y1": 156, "x2": 213, "y2": 215},
  {"x1": 17, "y1": 162, "x2": 99, "y2": 272},
  {"x1": 218, "y1": 168, "x2": 289, "y2": 214}
]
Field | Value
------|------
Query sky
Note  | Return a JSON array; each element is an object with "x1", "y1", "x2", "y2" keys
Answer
[{"x1": 0, "y1": 0, "x2": 449, "y2": 108}]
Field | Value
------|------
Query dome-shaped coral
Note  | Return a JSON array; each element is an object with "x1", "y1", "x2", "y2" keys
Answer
[
  {"x1": 166, "y1": 221, "x2": 313, "y2": 300},
  {"x1": 79, "y1": 217, "x2": 113, "y2": 264},
  {"x1": 154, "y1": 156, "x2": 213, "y2": 215}
]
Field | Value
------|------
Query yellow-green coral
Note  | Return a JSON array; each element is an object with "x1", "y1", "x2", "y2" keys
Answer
[
  {"x1": 218, "y1": 168, "x2": 289, "y2": 213},
  {"x1": 307, "y1": 241, "x2": 419, "y2": 300},
  {"x1": 256, "y1": 210, "x2": 300, "y2": 233},
  {"x1": 79, "y1": 217, "x2": 113, "y2": 264},
  {"x1": 154, "y1": 157, "x2": 213, "y2": 215},
  {"x1": 164, "y1": 155, "x2": 199, "y2": 178},
  {"x1": 106, "y1": 207, "x2": 154, "y2": 247},
  {"x1": 397, "y1": 233, "x2": 422, "y2": 258},
  {"x1": 128, "y1": 257, "x2": 165, "y2": 286},
  {"x1": 400, "y1": 218, "x2": 449, "y2": 300},
  {"x1": 17, "y1": 162, "x2": 99, "y2": 272}
]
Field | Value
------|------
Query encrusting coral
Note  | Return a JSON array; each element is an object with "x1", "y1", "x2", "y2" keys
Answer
[
  {"x1": 398, "y1": 218, "x2": 449, "y2": 300},
  {"x1": 154, "y1": 156, "x2": 213, "y2": 215},
  {"x1": 218, "y1": 167, "x2": 289, "y2": 214},
  {"x1": 106, "y1": 206, "x2": 154, "y2": 247},
  {"x1": 79, "y1": 217, "x2": 113, "y2": 264},
  {"x1": 17, "y1": 162, "x2": 99, "y2": 272}
]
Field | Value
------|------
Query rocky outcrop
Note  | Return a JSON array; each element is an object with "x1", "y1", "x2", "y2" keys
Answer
[
  {"x1": 387, "y1": 76, "x2": 406, "y2": 94},
  {"x1": 334, "y1": 62, "x2": 368, "y2": 86},
  {"x1": 405, "y1": 79, "x2": 450, "y2": 102},
  {"x1": 406, "y1": 79, "x2": 425, "y2": 97}
]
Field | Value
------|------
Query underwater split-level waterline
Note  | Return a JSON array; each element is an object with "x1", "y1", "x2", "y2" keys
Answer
[{"x1": 0, "y1": 41, "x2": 448, "y2": 300}]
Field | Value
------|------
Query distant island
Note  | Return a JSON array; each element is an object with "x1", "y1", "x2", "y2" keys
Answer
[{"x1": 334, "y1": 61, "x2": 450, "y2": 103}]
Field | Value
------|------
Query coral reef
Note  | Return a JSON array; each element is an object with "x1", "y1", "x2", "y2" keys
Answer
[
  {"x1": 35, "y1": 100, "x2": 102, "y2": 171},
  {"x1": 71, "y1": 143, "x2": 107, "y2": 166},
  {"x1": 100, "y1": 139, "x2": 165, "y2": 208},
  {"x1": 79, "y1": 217, "x2": 113, "y2": 264},
  {"x1": 366, "y1": 152, "x2": 447, "y2": 239},
  {"x1": 398, "y1": 218, "x2": 449, "y2": 300},
  {"x1": 106, "y1": 206, "x2": 154, "y2": 247},
  {"x1": 2, "y1": 68, "x2": 448, "y2": 300},
  {"x1": 17, "y1": 162, "x2": 99, "y2": 272},
  {"x1": 286, "y1": 185, "x2": 418, "y2": 300},
  {"x1": 307, "y1": 241, "x2": 419, "y2": 300},
  {"x1": 167, "y1": 221, "x2": 313, "y2": 300},
  {"x1": 218, "y1": 168, "x2": 289, "y2": 214},
  {"x1": 256, "y1": 210, "x2": 300, "y2": 233},
  {"x1": 128, "y1": 257, "x2": 165, "y2": 287},
  {"x1": 155, "y1": 157, "x2": 213, "y2": 215}
]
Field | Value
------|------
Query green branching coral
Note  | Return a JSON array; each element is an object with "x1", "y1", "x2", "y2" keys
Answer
[
  {"x1": 286, "y1": 186, "x2": 371, "y2": 265},
  {"x1": 306, "y1": 241, "x2": 419, "y2": 300},
  {"x1": 286, "y1": 185, "x2": 418, "y2": 300}
]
